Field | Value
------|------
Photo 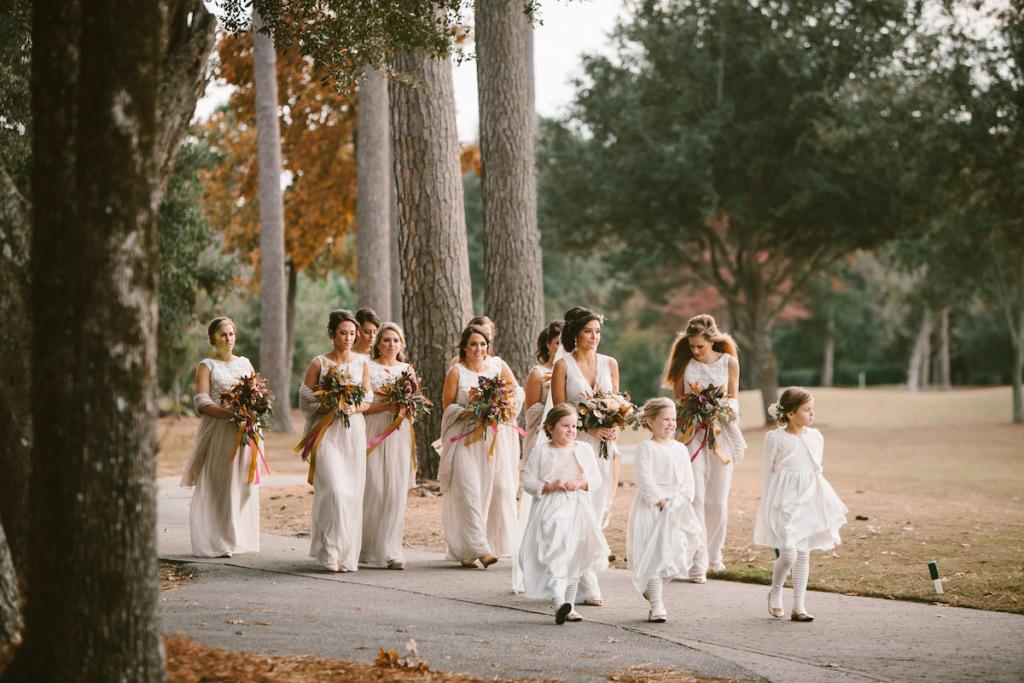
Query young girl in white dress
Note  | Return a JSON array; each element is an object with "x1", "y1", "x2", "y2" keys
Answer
[
  {"x1": 551, "y1": 307, "x2": 621, "y2": 606},
  {"x1": 513, "y1": 320, "x2": 563, "y2": 594},
  {"x1": 298, "y1": 309, "x2": 372, "y2": 572},
  {"x1": 519, "y1": 404, "x2": 609, "y2": 624},
  {"x1": 755, "y1": 387, "x2": 848, "y2": 622},
  {"x1": 628, "y1": 397, "x2": 704, "y2": 622},
  {"x1": 663, "y1": 314, "x2": 747, "y2": 583},
  {"x1": 438, "y1": 324, "x2": 522, "y2": 568},
  {"x1": 361, "y1": 322, "x2": 417, "y2": 570},
  {"x1": 182, "y1": 317, "x2": 261, "y2": 558}
]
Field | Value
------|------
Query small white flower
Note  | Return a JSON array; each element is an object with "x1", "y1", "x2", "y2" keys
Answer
[{"x1": 767, "y1": 402, "x2": 781, "y2": 420}]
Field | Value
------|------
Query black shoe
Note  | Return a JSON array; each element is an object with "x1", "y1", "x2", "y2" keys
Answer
[{"x1": 555, "y1": 602, "x2": 572, "y2": 625}]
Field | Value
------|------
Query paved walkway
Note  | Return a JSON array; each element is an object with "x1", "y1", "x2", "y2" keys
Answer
[{"x1": 157, "y1": 477, "x2": 1024, "y2": 682}]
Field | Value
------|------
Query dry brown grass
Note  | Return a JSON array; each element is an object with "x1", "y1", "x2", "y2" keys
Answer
[{"x1": 161, "y1": 387, "x2": 1024, "y2": 614}]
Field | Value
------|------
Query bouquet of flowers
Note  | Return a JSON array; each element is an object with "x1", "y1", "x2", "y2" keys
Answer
[
  {"x1": 219, "y1": 373, "x2": 273, "y2": 484},
  {"x1": 367, "y1": 369, "x2": 433, "y2": 454},
  {"x1": 576, "y1": 391, "x2": 640, "y2": 459},
  {"x1": 450, "y1": 374, "x2": 525, "y2": 458},
  {"x1": 676, "y1": 382, "x2": 736, "y2": 464},
  {"x1": 295, "y1": 366, "x2": 366, "y2": 482}
]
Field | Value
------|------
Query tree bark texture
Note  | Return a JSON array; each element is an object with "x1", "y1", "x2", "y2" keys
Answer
[
  {"x1": 476, "y1": 0, "x2": 545, "y2": 383},
  {"x1": 0, "y1": 167, "x2": 32, "y2": 581},
  {"x1": 389, "y1": 164, "x2": 403, "y2": 328},
  {"x1": 0, "y1": 522, "x2": 20, "y2": 644},
  {"x1": 286, "y1": 259, "x2": 297, "y2": 390},
  {"x1": 907, "y1": 307, "x2": 933, "y2": 392},
  {"x1": 726, "y1": 270, "x2": 779, "y2": 421},
  {"x1": 253, "y1": 7, "x2": 293, "y2": 433},
  {"x1": 390, "y1": 46, "x2": 473, "y2": 479},
  {"x1": 7, "y1": 0, "x2": 166, "y2": 678},
  {"x1": 357, "y1": 66, "x2": 393, "y2": 319},
  {"x1": 821, "y1": 313, "x2": 835, "y2": 388},
  {"x1": 1011, "y1": 253, "x2": 1024, "y2": 423},
  {"x1": 938, "y1": 306, "x2": 951, "y2": 390}
]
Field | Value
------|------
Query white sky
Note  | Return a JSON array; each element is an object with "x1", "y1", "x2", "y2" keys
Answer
[{"x1": 195, "y1": 1, "x2": 626, "y2": 143}]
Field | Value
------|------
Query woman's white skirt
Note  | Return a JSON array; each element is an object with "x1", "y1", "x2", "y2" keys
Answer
[
  {"x1": 361, "y1": 411, "x2": 414, "y2": 567},
  {"x1": 518, "y1": 490, "x2": 609, "y2": 602},
  {"x1": 309, "y1": 414, "x2": 367, "y2": 569},
  {"x1": 627, "y1": 490, "x2": 704, "y2": 594},
  {"x1": 753, "y1": 471, "x2": 848, "y2": 552}
]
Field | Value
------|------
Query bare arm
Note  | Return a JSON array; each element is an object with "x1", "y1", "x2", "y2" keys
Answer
[
  {"x1": 550, "y1": 359, "x2": 568, "y2": 405},
  {"x1": 727, "y1": 354, "x2": 740, "y2": 398},
  {"x1": 442, "y1": 367, "x2": 460, "y2": 411},
  {"x1": 523, "y1": 368, "x2": 542, "y2": 410}
]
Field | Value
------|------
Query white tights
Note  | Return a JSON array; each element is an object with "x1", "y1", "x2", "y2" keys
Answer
[
  {"x1": 769, "y1": 548, "x2": 810, "y2": 614},
  {"x1": 553, "y1": 578, "x2": 581, "y2": 609},
  {"x1": 647, "y1": 577, "x2": 665, "y2": 614}
]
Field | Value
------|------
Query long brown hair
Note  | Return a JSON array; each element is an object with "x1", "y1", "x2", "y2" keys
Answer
[
  {"x1": 535, "y1": 320, "x2": 564, "y2": 363},
  {"x1": 662, "y1": 314, "x2": 739, "y2": 390}
]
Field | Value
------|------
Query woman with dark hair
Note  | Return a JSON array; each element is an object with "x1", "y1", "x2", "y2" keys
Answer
[
  {"x1": 182, "y1": 317, "x2": 261, "y2": 558},
  {"x1": 298, "y1": 309, "x2": 372, "y2": 572},
  {"x1": 353, "y1": 308, "x2": 382, "y2": 357},
  {"x1": 550, "y1": 307, "x2": 621, "y2": 606},
  {"x1": 437, "y1": 324, "x2": 522, "y2": 568},
  {"x1": 662, "y1": 313, "x2": 747, "y2": 583},
  {"x1": 512, "y1": 319, "x2": 564, "y2": 593}
]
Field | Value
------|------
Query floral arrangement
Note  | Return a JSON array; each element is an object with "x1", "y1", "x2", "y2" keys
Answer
[
  {"x1": 219, "y1": 373, "x2": 273, "y2": 484},
  {"x1": 576, "y1": 391, "x2": 639, "y2": 459},
  {"x1": 367, "y1": 369, "x2": 432, "y2": 454},
  {"x1": 450, "y1": 374, "x2": 525, "y2": 458},
  {"x1": 676, "y1": 382, "x2": 736, "y2": 464},
  {"x1": 295, "y1": 366, "x2": 366, "y2": 483}
]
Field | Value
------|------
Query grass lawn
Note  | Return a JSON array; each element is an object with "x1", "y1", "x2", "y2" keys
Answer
[{"x1": 158, "y1": 386, "x2": 1024, "y2": 614}]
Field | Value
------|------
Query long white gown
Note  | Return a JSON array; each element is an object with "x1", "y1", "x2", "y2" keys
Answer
[
  {"x1": 562, "y1": 352, "x2": 618, "y2": 601},
  {"x1": 302, "y1": 355, "x2": 368, "y2": 570},
  {"x1": 682, "y1": 353, "x2": 747, "y2": 575},
  {"x1": 754, "y1": 428, "x2": 848, "y2": 551},
  {"x1": 512, "y1": 363, "x2": 554, "y2": 592},
  {"x1": 438, "y1": 356, "x2": 521, "y2": 562},
  {"x1": 182, "y1": 356, "x2": 261, "y2": 558},
  {"x1": 361, "y1": 361, "x2": 415, "y2": 568},
  {"x1": 518, "y1": 440, "x2": 609, "y2": 602},
  {"x1": 627, "y1": 440, "x2": 704, "y2": 594}
]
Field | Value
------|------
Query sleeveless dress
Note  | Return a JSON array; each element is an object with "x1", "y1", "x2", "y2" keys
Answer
[
  {"x1": 513, "y1": 363, "x2": 555, "y2": 592},
  {"x1": 304, "y1": 354, "x2": 368, "y2": 570},
  {"x1": 754, "y1": 428, "x2": 848, "y2": 551},
  {"x1": 182, "y1": 356, "x2": 261, "y2": 557},
  {"x1": 361, "y1": 360, "x2": 415, "y2": 568},
  {"x1": 627, "y1": 440, "x2": 704, "y2": 593},
  {"x1": 438, "y1": 357, "x2": 522, "y2": 561},
  {"x1": 682, "y1": 353, "x2": 747, "y2": 575},
  {"x1": 518, "y1": 440, "x2": 609, "y2": 603}
]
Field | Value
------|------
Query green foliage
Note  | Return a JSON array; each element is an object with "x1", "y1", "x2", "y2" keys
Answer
[
  {"x1": 157, "y1": 141, "x2": 234, "y2": 401},
  {"x1": 462, "y1": 172, "x2": 485, "y2": 313}
]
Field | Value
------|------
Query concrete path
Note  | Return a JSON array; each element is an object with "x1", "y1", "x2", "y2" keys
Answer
[{"x1": 158, "y1": 477, "x2": 1024, "y2": 682}]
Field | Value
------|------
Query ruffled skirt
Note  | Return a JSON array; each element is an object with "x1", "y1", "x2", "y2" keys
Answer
[
  {"x1": 627, "y1": 489, "x2": 703, "y2": 593},
  {"x1": 754, "y1": 471, "x2": 848, "y2": 552}
]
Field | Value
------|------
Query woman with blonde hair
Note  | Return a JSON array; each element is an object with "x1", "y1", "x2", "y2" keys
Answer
[
  {"x1": 361, "y1": 322, "x2": 418, "y2": 569},
  {"x1": 663, "y1": 314, "x2": 747, "y2": 583}
]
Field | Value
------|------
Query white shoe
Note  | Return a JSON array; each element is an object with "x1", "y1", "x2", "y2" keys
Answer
[
  {"x1": 566, "y1": 609, "x2": 583, "y2": 622},
  {"x1": 710, "y1": 562, "x2": 726, "y2": 572},
  {"x1": 648, "y1": 607, "x2": 667, "y2": 623},
  {"x1": 690, "y1": 574, "x2": 707, "y2": 584}
]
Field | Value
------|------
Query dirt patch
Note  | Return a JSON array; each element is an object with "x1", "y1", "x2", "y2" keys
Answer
[
  {"x1": 160, "y1": 562, "x2": 197, "y2": 591},
  {"x1": 165, "y1": 635, "x2": 542, "y2": 682}
]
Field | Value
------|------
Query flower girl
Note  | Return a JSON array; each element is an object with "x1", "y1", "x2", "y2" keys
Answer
[
  {"x1": 519, "y1": 404, "x2": 609, "y2": 624},
  {"x1": 627, "y1": 397, "x2": 704, "y2": 622},
  {"x1": 755, "y1": 387, "x2": 848, "y2": 622}
]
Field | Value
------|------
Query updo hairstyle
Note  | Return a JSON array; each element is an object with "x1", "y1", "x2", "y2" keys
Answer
[
  {"x1": 371, "y1": 322, "x2": 407, "y2": 362},
  {"x1": 355, "y1": 307, "x2": 381, "y2": 328},
  {"x1": 327, "y1": 309, "x2": 358, "y2": 338},
  {"x1": 770, "y1": 387, "x2": 813, "y2": 426},
  {"x1": 535, "y1": 320, "x2": 564, "y2": 363},
  {"x1": 561, "y1": 306, "x2": 604, "y2": 352},
  {"x1": 207, "y1": 317, "x2": 235, "y2": 345}
]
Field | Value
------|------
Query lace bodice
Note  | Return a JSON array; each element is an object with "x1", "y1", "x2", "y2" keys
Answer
[
  {"x1": 369, "y1": 361, "x2": 410, "y2": 392},
  {"x1": 454, "y1": 356, "x2": 502, "y2": 406},
  {"x1": 682, "y1": 354, "x2": 730, "y2": 392},
  {"x1": 200, "y1": 356, "x2": 255, "y2": 397},
  {"x1": 763, "y1": 428, "x2": 824, "y2": 474},
  {"x1": 563, "y1": 353, "x2": 614, "y2": 404}
]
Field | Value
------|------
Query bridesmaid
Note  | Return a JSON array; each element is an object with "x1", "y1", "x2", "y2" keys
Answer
[
  {"x1": 550, "y1": 306, "x2": 621, "y2": 606},
  {"x1": 361, "y1": 322, "x2": 417, "y2": 570},
  {"x1": 299, "y1": 309, "x2": 372, "y2": 572},
  {"x1": 449, "y1": 314, "x2": 496, "y2": 367},
  {"x1": 663, "y1": 313, "x2": 747, "y2": 583},
  {"x1": 513, "y1": 319, "x2": 563, "y2": 593},
  {"x1": 438, "y1": 324, "x2": 522, "y2": 568},
  {"x1": 182, "y1": 317, "x2": 260, "y2": 558},
  {"x1": 353, "y1": 308, "x2": 381, "y2": 357}
]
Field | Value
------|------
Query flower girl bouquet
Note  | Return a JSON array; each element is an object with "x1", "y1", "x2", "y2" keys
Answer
[
  {"x1": 676, "y1": 382, "x2": 736, "y2": 464},
  {"x1": 576, "y1": 391, "x2": 640, "y2": 459},
  {"x1": 219, "y1": 373, "x2": 273, "y2": 484}
]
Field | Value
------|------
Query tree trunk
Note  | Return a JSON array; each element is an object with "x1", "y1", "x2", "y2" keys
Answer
[
  {"x1": 253, "y1": 7, "x2": 293, "y2": 433},
  {"x1": 821, "y1": 313, "x2": 835, "y2": 388},
  {"x1": 907, "y1": 307, "x2": 933, "y2": 392},
  {"x1": 476, "y1": 0, "x2": 545, "y2": 382},
  {"x1": 525, "y1": 12, "x2": 537, "y2": 137},
  {"x1": 6, "y1": 0, "x2": 166, "y2": 677},
  {"x1": 0, "y1": 167, "x2": 32, "y2": 583},
  {"x1": 937, "y1": 306, "x2": 951, "y2": 391},
  {"x1": 746, "y1": 324, "x2": 779, "y2": 423},
  {"x1": 0, "y1": 522, "x2": 21, "y2": 644},
  {"x1": 390, "y1": 44, "x2": 473, "y2": 479},
  {"x1": 357, "y1": 66, "x2": 393, "y2": 319},
  {"x1": 389, "y1": 167, "x2": 403, "y2": 328},
  {"x1": 286, "y1": 259, "x2": 297, "y2": 397},
  {"x1": 1012, "y1": 306, "x2": 1023, "y2": 424}
]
